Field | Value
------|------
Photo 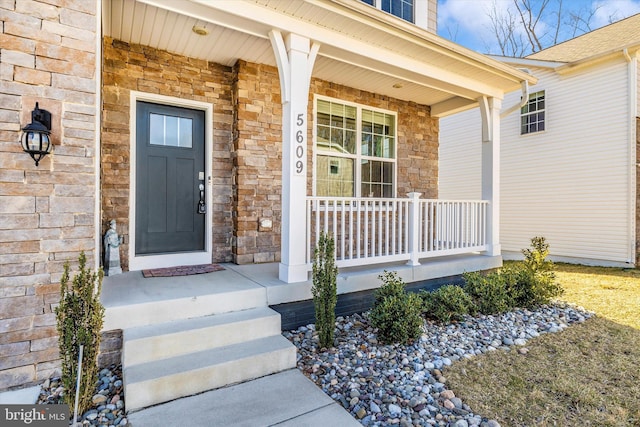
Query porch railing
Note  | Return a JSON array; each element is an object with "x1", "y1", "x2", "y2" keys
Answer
[{"x1": 306, "y1": 194, "x2": 489, "y2": 268}]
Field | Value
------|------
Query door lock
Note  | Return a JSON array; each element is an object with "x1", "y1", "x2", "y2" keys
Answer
[{"x1": 197, "y1": 183, "x2": 206, "y2": 214}]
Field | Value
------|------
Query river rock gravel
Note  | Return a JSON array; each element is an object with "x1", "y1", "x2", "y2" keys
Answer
[
  {"x1": 284, "y1": 303, "x2": 593, "y2": 427},
  {"x1": 38, "y1": 365, "x2": 127, "y2": 426}
]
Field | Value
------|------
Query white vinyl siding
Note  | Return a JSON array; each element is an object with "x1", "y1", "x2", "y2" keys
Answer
[
  {"x1": 440, "y1": 60, "x2": 633, "y2": 265},
  {"x1": 637, "y1": 56, "x2": 640, "y2": 113},
  {"x1": 439, "y1": 111, "x2": 481, "y2": 200}
]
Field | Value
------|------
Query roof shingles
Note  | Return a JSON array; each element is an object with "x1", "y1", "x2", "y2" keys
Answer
[{"x1": 527, "y1": 13, "x2": 640, "y2": 62}]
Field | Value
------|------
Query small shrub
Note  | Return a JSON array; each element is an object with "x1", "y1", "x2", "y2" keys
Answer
[
  {"x1": 370, "y1": 271, "x2": 423, "y2": 344},
  {"x1": 55, "y1": 252, "x2": 105, "y2": 415},
  {"x1": 311, "y1": 231, "x2": 338, "y2": 348},
  {"x1": 512, "y1": 236, "x2": 564, "y2": 307},
  {"x1": 422, "y1": 285, "x2": 474, "y2": 323},
  {"x1": 463, "y1": 270, "x2": 513, "y2": 314}
]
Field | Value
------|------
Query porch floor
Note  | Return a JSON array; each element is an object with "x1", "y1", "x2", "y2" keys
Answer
[
  {"x1": 226, "y1": 253, "x2": 501, "y2": 305},
  {"x1": 102, "y1": 253, "x2": 501, "y2": 330}
]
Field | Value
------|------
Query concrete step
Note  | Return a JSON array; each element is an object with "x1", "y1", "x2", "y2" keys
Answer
[
  {"x1": 123, "y1": 307, "x2": 282, "y2": 366},
  {"x1": 103, "y1": 285, "x2": 267, "y2": 330},
  {"x1": 124, "y1": 335, "x2": 297, "y2": 412}
]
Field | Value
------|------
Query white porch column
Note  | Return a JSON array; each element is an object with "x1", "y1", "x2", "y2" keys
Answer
[
  {"x1": 479, "y1": 96, "x2": 502, "y2": 256},
  {"x1": 270, "y1": 30, "x2": 320, "y2": 283}
]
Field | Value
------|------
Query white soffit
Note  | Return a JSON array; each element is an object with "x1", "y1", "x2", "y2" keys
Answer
[{"x1": 103, "y1": 0, "x2": 535, "y2": 113}]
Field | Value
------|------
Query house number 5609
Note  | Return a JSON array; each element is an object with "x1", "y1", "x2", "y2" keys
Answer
[{"x1": 294, "y1": 113, "x2": 305, "y2": 176}]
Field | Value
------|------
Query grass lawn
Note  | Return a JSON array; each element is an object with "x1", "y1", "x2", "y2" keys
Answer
[
  {"x1": 443, "y1": 263, "x2": 640, "y2": 426},
  {"x1": 555, "y1": 263, "x2": 640, "y2": 329}
]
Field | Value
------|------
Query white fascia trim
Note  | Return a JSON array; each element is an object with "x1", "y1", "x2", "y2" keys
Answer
[
  {"x1": 487, "y1": 55, "x2": 567, "y2": 70},
  {"x1": 326, "y1": 0, "x2": 535, "y2": 84},
  {"x1": 555, "y1": 44, "x2": 640, "y2": 75},
  {"x1": 128, "y1": 91, "x2": 214, "y2": 271}
]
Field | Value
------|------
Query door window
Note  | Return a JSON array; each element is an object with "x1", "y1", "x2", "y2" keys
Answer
[{"x1": 149, "y1": 113, "x2": 193, "y2": 148}]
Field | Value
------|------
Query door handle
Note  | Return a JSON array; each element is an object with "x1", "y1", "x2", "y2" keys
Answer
[{"x1": 197, "y1": 183, "x2": 206, "y2": 214}]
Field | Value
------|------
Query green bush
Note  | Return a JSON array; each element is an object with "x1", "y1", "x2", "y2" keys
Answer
[
  {"x1": 55, "y1": 252, "x2": 105, "y2": 415},
  {"x1": 463, "y1": 270, "x2": 514, "y2": 315},
  {"x1": 511, "y1": 236, "x2": 564, "y2": 308},
  {"x1": 311, "y1": 231, "x2": 338, "y2": 348},
  {"x1": 422, "y1": 285, "x2": 474, "y2": 323},
  {"x1": 370, "y1": 271, "x2": 423, "y2": 344}
]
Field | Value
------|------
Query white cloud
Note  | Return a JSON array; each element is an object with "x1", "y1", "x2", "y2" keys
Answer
[
  {"x1": 591, "y1": 0, "x2": 640, "y2": 28},
  {"x1": 438, "y1": 0, "x2": 514, "y2": 52}
]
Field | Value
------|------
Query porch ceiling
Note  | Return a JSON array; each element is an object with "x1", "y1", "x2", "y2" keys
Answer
[{"x1": 103, "y1": 0, "x2": 536, "y2": 116}]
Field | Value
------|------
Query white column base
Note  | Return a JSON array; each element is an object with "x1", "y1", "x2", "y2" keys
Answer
[
  {"x1": 279, "y1": 263, "x2": 310, "y2": 284},
  {"x1": 482, "y1": 244, "x2": 501, "y2": 257}
]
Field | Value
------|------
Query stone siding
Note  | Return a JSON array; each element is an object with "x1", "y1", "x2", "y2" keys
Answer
[
  {"x1": 0, "y1": 0, "x2": 98, "y2": 390},
  {"x1": 101, "y1": 37, "x2": 235, "y2": 269},
  {"x1": 98, "y1": 329, "x2": 122, "y2": 369},
  {"x1": 232, "y1": 61, "x2": 283, "y2": 264}
]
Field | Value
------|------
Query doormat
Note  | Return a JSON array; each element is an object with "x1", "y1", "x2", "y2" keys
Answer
[{"x1": 142, "y1": 264, "x2": 225, "y2": 278}]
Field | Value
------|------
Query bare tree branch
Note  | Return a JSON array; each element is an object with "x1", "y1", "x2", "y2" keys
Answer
[
  {"x1": 552, "y1": 0, "x2": 562, "y2": 45},
  {"x1": 485, "y1": 0, "x2": 604, "y2": 57},
  {"x1": 444, "y1": 23, "x2": 460, "y2": 43},
  {"x1": 567, "y1": 4, "x2": 598, "y2": 38}
]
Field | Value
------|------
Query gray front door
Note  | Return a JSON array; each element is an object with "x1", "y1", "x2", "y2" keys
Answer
[{"x1": 135, "y1": 101, "x2": 205, "y2": 255}]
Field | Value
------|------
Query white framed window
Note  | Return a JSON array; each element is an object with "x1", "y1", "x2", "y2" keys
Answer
[
  {"x1": 314, "y1": 97, "x2": 397, "y2": 198},
  {"x1": 521, "y1": 90, "x2": 545, "y2": 135},
  {"x1": 360, "y1": 0, "x2": 414, "y2": 23}
]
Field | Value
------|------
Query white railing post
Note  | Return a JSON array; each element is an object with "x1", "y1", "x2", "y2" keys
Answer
[{"x1": 406, "y1": 192, "x2": 422, "y2": 266}]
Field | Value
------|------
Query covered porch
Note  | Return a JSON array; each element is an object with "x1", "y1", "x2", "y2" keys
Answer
[
  {"x1": 101, "y1": 0, "x2": 536, "y2": 283},
  {"x1": 98, "y1": 0, "x2": 535, "y2": 413}
]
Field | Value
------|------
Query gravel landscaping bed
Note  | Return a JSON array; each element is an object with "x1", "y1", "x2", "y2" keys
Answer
[
  {"x1": 35, "y1": 303, "x2": 592, "y2": 427},
  {"x1": 284, "y1": 303, "x2": 593, "y2": 427},
  {"x1": 38, "y1": 365, "x2": 128, "y2": 426}
]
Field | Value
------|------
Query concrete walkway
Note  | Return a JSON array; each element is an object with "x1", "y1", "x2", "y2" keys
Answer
[
  {"x1": 127, "y1": 369, "x2": 360, "y2": 427},
  {"x1": 0, "y1": 385, "x2": 40, "y2": 404}
]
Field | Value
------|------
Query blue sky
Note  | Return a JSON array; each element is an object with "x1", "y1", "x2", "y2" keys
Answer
[{"x1": 437, "y1": 0, "x2": 640, "y2": 55}]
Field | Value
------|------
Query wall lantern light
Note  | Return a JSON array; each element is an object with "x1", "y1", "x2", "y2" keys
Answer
[{"x1": 21, "y1": 102, "x2": 52, "y2": 166}]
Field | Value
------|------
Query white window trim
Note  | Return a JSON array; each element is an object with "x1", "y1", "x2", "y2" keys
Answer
[
  {"x1": 520, "y1": 90, "x2": 546, "y2": 136},
  {"x1": 128, "y1": 91, "x2": 214, "y2": 271},
  {"x1": 313, "y1": 94, "x2": 398, "y2": 198}
]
